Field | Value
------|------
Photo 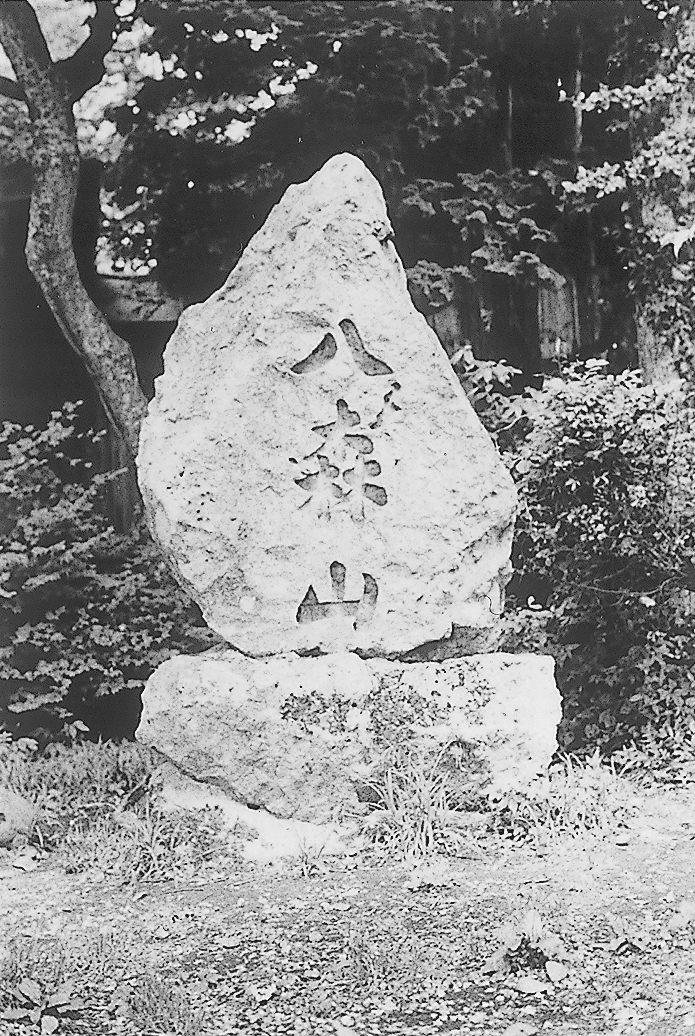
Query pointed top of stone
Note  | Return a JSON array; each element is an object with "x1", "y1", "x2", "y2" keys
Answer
[
  {"x1": 276, "y1": 153, "x2": 389, "y2": 232},
  {"x1": 283, "y1": 152, "x2": 384, "y2": 211},
  {"x1": 137, "y1": 153, "x2": 517, "y2": 657}
]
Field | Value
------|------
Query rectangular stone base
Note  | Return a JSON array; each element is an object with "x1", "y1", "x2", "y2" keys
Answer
[{"x1": 137, "y1": 650, "x2": 561, "y2": 826}]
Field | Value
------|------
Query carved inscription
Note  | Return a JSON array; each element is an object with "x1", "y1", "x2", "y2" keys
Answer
[
  {"x1": 338, "y1": 319, "x2": 393, "y2": 376},
  {"x1": 296, "y1": 561, "x2": 378, "y2": 628},
  {"x1": 290, "y1": 332, "x2": 337, "y2": 374},
  {"x1": 369, "y1": 382, "x2": 402, "y2": 429},
  {"x1": 289, "y1": 319, "x2": 400, "y2": 520},
  {"x1": 291, "y1": 319, "x2": 392, "y2": 377},
  {"x1": 291, "y1": 399, "x2": 386, "y2": 519}
]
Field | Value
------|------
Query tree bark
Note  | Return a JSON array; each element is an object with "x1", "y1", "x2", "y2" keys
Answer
[
  {"x1": 569, "y1": 21, "x2": 600, "y2": 354},
  {"x1": 491, "y1": 0, "x2": 513, "y2": 172},
  {"x1": 0, "y1": 0, "x2": 148, "y2": 459}
]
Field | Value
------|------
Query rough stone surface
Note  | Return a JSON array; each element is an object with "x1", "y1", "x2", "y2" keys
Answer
[
  {"x1": 137, "y1": 649, "x2": 561, "y2": 825},
  {"x1": 137, "y1": 153, "x2": 517, "y2": 657},
  {"x1": 151, "y1": 759, "x2": 352, "y2": 864},
  {"x1": 0, "y1": 788, "x2": 36, "y2": 848}
]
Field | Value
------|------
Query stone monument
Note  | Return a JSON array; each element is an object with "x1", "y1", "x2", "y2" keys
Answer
[
  {"x1": 136, "y1": 154, "x2": 561, "y2": 839},
  {"x1": 137, "y1": 153, "x2": 517, "y2": 657}
]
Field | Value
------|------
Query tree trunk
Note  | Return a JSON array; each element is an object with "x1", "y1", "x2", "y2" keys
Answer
[
  {"x1": 500, "y1": 81, "x2": 513, "y2": 173},
  {"x1": 569, "y1": 22, "x2": 601, "y2": 354},
  {"x1": 491, "y1": 0, "x2": 513, "y2": 172},
  {"x1": 570, "y1": 23, "x2": 583, "y2": 163},
  {"x1": 0, "y1": 0, "x2": 148, "y2": 460},
  {"x1": 635, "y1": 306, "x2": 679, "y2": 384},
  {"x1": 628, "y1": 4, "x2": 689, "y2": 384}
]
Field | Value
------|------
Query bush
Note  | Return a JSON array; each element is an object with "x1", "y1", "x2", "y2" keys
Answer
[
  {"x1": 0, "y1": 405, "x2": 218, "y2": 741},
  {"x1": 501, "y1": 362, "x2": 695, "y2": 755},
  {"x1": 456, "y1": 356, "x2": 534, "y2": 452}
]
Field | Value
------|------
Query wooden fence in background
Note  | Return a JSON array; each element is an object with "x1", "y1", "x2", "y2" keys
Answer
[{"x1": 424, "y1": 271, "x2": 581, "y2": 371}]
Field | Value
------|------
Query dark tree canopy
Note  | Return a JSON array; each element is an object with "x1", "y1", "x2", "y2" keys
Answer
[
  {"x1": 0, "y1": 0, "x2": 683, "y2": 395},
  {"x1": 99, "y1": 0, "x2": 667, "y2": 338}
]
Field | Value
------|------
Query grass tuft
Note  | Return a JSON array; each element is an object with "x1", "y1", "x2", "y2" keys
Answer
[
  {"x1": 360, "y1": 744, "x2": 480, "y2": 860},
  {"x1": 0, "y1": 735, "x2": 228, "y2": 881},
  {"x1": 489, "y1": 750, "x2": 641, "y2": 844},
  {"x1": 129, "y1": 974, "x2": 206, "y2": 1035},
  {"x1": 613, "y1": 718, "x2": 695, "y2": 785},
  {"x1": 361, "y1": 745, "x2": 642, "y2": 858}
]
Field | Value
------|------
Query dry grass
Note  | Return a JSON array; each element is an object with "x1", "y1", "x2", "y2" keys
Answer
[
  {"x1": 361, "y1": 744, "x2": 642, "y2": 859},
  {"x1": 0, "y1": 735, "x2": 229, "y2": 881},
  {"x1": 360, "y1": 744, "x2": 482, "y2": 860},
  {"x1": 489, "y1": 749, "x2": 641, "y2": 844},
  {"x1": 129, "y1": 974, "x2": 207, "y2": 1035}
]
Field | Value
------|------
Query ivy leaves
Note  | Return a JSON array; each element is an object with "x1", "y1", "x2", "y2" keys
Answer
[{"x1": 0, "y1": 405, "x2": 218, "y2": 738}]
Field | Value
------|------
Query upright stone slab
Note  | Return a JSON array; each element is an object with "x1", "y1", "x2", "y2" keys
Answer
[{"x1": 137, "y1": 153, "x2": 517, "y2": 657}]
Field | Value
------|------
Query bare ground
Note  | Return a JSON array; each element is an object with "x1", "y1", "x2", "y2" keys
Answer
[{"x1": 1, "y1": 783, "x2": 694, "y2": 1036}]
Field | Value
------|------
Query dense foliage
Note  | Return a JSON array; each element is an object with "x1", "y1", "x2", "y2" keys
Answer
[
  {"x1": 0, "y1": 406, "x2": 218, "y2": 740},
  {"x1": 94, "y1": 0, "x2": 668, "y2": 335},
  {"x1": 564, "y1": 0, "x2": 695, "y2": 379},
  {"x1": 400, "y1": 166, "x2": 567, "y2": 301},
  {"x1": 500, "y1": 362, "x2": 695, "y2": 755}
]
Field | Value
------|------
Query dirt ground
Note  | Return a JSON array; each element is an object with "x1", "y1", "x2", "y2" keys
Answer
[{"x1": 1, "y1": 784, "x2": 694, "y2": 1036}]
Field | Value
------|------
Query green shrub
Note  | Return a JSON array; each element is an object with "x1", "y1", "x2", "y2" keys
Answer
[
  {"x1": 613, "y1": 717, "x2": 695, "y2": 785},
  {"x1": 456, "y1": 356, "x2": 534, "y2": 452},
  {"x1": 501, "y1": 362, "x2": 695, "y2": 755},
  {"x1": 0, "y1": 405, "x2": 218, "y2": 740}
]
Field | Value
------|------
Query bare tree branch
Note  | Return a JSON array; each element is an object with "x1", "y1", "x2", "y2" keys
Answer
[
  {"x1": 0, "y1": 0, "x2": 148, "y2": 459},
  {"x1": 0, "y1": 73, "x2": 25, "y2": 101},
  {"x1": 0, "y1": 1, "x2": 119, "y2": 105},
  {"x1": 58, "y1": 0, "x2": 119, "y2": 103}
]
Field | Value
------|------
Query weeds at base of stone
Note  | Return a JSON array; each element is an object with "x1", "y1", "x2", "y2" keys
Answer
[
  {"x1": 361, "y1": 745, "x2": 643, "y2": 861},
  {"x1": 61, "y1": 802, "x2": 225, "y2": 882},
  {"x1": 360, "y1": 744, "x2": 481, "y2": 861},
  {"x1": 2, "y1": 734, "x2": 646, "y2": 886},
  {"x1": 1, "y1": 736, "x2": 234, "y2": 883},
  {"x1": 613, "y1": 719, "x2": 695, "y2": 786},
  {"x1": 490, "y1": 749, "x2": 641, "y2": 845},
  {"x1": 296, "y1": 839, "x2": 328, "y2": 877}
]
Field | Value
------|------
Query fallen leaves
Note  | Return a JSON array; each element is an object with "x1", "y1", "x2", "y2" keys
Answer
[
  {"x1": 544, "y1": 959, "x2": 569, "y2": 983},
  {"x1": 667, "y1": 900, "x2": 695, "y2": 932},
  {"x1": 3, "y1": 813, "x2": 695, "y2": 1036},
  {"x1": 509, "y1": 974, "x2": 551, "y2": 995},
  {"x1": 605, "y1": 913, "x2": 651, "y2": 953},
  {"x1": 502, "y1": 1022, "x2": 540, "y2": 1036},
  {"x1": 246, "y1": 981, "x2": 277, "y2": 1003}
]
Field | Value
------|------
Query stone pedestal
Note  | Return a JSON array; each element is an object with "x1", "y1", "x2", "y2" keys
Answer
[{"x1": 138, "y1": 649, "x2": 561, "y2": 826}]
